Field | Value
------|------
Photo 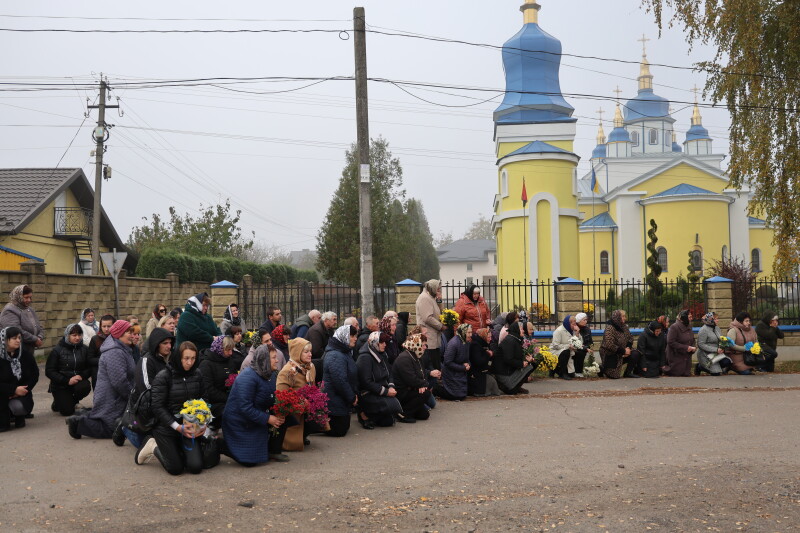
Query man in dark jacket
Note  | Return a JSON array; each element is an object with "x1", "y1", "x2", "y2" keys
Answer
[
  {"x1": 355, "y1": 315, "x2": 379, "y2": 357},
  {"x1": 45, "y1": 324, "x2": 92, "y2": 416},
  {"x1": 259, "y1": 306, "x2": 282, "y2": 334},
  {"x1": 175, "y1": 292, "x2": 220, "y2": 353},
  {"x1": 755, "y1": 310, "x2": 783, "y2": 372},
  {"x1": 307, "y1": 311, "x2": 337, "y2": 359},
  {"x1": 290, "y1": 309, "x2": 320, "y2": 339}
]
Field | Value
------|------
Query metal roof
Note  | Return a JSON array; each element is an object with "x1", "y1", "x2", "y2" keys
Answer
[
  {"x1": 436, "y1": 239, "x2": 496, "y2": 263},
  {"x1": 580, "y1": 212, "x2": 617, "y2": 228},
  {"x1": 651, "y1": 183, "x2": 717, "y2": 197}
]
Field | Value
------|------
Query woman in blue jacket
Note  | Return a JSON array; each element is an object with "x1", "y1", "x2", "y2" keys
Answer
[
  {"x1": 321, "y1": 325, "x2": 359, "y2": 437},
  {"x1": 433, "y1": 324, "x2": 472, "y2": 401}
]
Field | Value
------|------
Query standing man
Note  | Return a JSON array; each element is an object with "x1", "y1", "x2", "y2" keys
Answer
[
  {"x1": 0, "y1": 285, "x2": 44, "y2": 360},
  {"x1": 416, "y1": 280, "x2": 445, "y2": 374},
  {"x1": 290, "y1": 309, "x2": 321, "y2": 339},
  {"x1": 307, "y1": 311, "x2": 336, "y2": 359},
  {"x1": 259, "y1": 306, "x2": 282, "y2": 335}
]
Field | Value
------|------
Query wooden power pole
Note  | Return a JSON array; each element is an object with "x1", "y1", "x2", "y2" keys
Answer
[{"x1": 354, "y1": 7, "x2": 374, "y2": 318}]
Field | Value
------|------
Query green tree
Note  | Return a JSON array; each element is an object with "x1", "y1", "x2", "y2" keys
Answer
[
  {"x1": 127, "y1": 199, "x2": 254, "y2": 259},
  {"x1": 645, "y1": 219, "x2": 664, "y2": 304},
  {"x1": 403, "y1": 199, "x2": 440, "y2": 282},
  {"x1": 463, "y1": 214, "x2": 494, "y2": 240},
  {"x1": 643, "y1": 0, "x2": 800, "y2": 276}
]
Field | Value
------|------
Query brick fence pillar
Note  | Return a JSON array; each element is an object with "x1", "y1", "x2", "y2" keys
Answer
[
  {"x1": 555, "y1": 277, "x2": 584, "y2": 324},
  {"x1": 210, "y1": 280, "x2": 239, "y2": 327},
  {"x1": 395, "y1": 279, "x2": 423, "y2": 327},
  {"x1": 704, "y1": 276, "x2": 734, "y2": 327}
]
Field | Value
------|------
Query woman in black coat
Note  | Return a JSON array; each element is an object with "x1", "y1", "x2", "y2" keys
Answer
[
  {"x1": 198, "y1": 336, "x2": 239, "y2": 428},
  {"x1": 150, "y1": 341, "x2": 219, "y2": 475},
  {"x1": 392, "y1": 333, "x2": 432, "y2": 422},
  {"x1": 45, "y1": 323, "x2": 91, "y2": 416},
  {"x1": 356, "y1": 332, "x2": 401, "y2": 429},
  {"x1": 636, "y1": 321, "x2": 666, "y2": 378},
  {"x1": 0, "y1": 326, "x2": 39, "y2": 431},
  {"x1": 491, "y1": 322, "x2": 535, "y2": 395},
  {"x1": 468, "y1": 328, "x2": 501, "y2": 396}
]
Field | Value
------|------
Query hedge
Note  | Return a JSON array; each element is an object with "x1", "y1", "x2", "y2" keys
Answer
[{"x1": 136, "y1": 248, "x2": 318, "y2": 284}]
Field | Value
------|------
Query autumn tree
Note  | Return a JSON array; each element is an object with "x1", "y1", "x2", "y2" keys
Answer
[
  {"x1": 463, "y1": 214, "x2": 494, "y2": 240},
  {"x1": 643, "y1": 0, "x2": 800, "y2": 276}
]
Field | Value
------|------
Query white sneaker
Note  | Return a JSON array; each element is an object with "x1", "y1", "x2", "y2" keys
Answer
[
  {"x1": 135, "y1": 436, "x2": 158, "y2": 465},
  {"x1": 574, "y1": 373, "x2": 585, "y2": 378}
]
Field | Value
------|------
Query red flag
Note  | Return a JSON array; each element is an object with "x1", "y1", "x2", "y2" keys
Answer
[{"x1": 521, "y1": 176, "x2": 528, "y2": 207}]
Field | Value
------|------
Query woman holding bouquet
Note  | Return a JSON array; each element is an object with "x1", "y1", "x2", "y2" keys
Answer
[
  {"x1": 695, "y1": 312, "x2": 731, "y2": 375},
  {"x1": 572, "y1": 313, "x2": 593, "y2": 378},
  {"x1": 550, "y1": 315, "x2": 580, "y2": 380},
  {"x1": 277, "y1": 338, "x2": 320, "y2": 448},
  {"x1": 725, "y1": 312, "x2": 757, "y2": 375},
  {"x1": 221, "y1": 345, "x2": 287, "y2": 466},
  {"x1": 150, "y1": 341, "x2": 219, "y2": 475}
]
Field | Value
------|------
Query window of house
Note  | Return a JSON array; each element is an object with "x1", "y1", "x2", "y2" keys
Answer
[
  {"x1": 752, "y1": 249, "x2": 761, "y2": 272},
  {"x1": 691, "y1": 249, "x2": 703, "y2": 273},
  {"x1": 657, "y1": 247, "x2": 668, "y2": 272},
  {"x1": 649, "y1": 128, "x2": 658, "y2": 144},
  {"x1": 466, "y1": 263, "x2": 473, "y2": 272},
  {"x1": 664, "y1": 130, "x2": 671, "y2": 146},
  {"x1": 631, "y1": 130, "x2": 639, "y2": 146},
  {"x1": 493, "y1": 254, "x2": 497, "y2": 265},
  {"x1": 75, "y1": 258, "x2": 92, "y2": 275},
  {"x1": 600, "y1": 251, "x2": 609, "y2": 274}
]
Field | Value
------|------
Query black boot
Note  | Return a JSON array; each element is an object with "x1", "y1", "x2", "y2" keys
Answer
[
  {"x1": 556, "y1": 351, "x2": 572, "y2": 379},
  {"x1": 694, "y1": 363, "x2": 702, "y2": 376}
]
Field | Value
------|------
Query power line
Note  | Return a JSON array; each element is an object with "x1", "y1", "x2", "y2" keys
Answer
[{"x1": 0, "y1": 14, "x2": 348, "y2": 22}]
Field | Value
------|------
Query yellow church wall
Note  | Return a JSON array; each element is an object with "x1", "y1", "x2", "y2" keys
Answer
[
  {"x1": 643, "y1": 200, "x2": 729, "y2": 278},
  {"x1": 749, "y1": 227, "x2": 775, "y2": 277},
  {"x1": 559, "y1": 216, "x2": 580, "y2": 278},
  {"x1": 496, "y1": 217, "x2": 525, "y2": 281},
  {"x1": 578, "y1": 231, "x2": 614, "y2": 281},
  {"x1": 499, "y1": 160, "x2": 578, "y2": 209},
  {"x1": 536, "y1": 199, "x2": 552, "y2": 280},
  {"x1": 630, "y1": 163, "x2": 727, "y2": 196}
]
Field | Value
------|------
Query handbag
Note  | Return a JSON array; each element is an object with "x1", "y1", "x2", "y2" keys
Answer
[
  {"x1": 742, "y1": 350, "x2": 766, "y2": 367},
  {"x1": 120, "y1": 388, "x2": 155, "y2": 433}
]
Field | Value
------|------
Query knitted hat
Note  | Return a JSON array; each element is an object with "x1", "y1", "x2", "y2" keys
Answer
[
  {"x1": 109, "y1": 320, "x2": 132, "y2": 339},
  {"x1": 575, "y1": 312, "x2": 588, "y2": 323}
]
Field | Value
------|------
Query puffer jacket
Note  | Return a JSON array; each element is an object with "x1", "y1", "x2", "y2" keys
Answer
[
  {"x1": 86, "y1": 335, "x2": 135, "y2": 427},
  {"x1": 151, "y1": 361, "x2": 206, "y2": 430},
  {"x1": 175, "y1": 298, "x2": 220, "y2": 353},
  {"x1": 198, "y1": 349, "x2": 238, "y2": 410},
  {"x1": 441, "y1": 335, "x2": 470, "y2": 398},
  {"x1": 323, "y1": 337, "x2": 359, "y2": 416},
  {"x1": 454, "y1": 294, "x2": 491, "y2": 330},
  {"x1": 45, "y1": 337, "x2": 91, "y2": 387}
]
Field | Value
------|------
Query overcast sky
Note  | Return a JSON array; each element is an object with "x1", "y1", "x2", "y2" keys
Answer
[{"x1": 1, "y1": 1, "x2": 730, "y2": 253}]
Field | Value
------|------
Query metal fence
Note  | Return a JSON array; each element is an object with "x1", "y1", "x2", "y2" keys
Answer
[
  {"x1": 741, "y1": 278, "x2": 800, "y2": 325},
  {"x1": 238, "y1": 282, "x2": 395, "y2": 328}
]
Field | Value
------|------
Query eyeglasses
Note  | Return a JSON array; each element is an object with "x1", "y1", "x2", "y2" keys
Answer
[{"x1": 159, "y1": 308, "x2": 167, "y2": 314}]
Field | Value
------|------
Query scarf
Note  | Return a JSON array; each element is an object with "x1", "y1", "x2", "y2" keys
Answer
[
  {"x1": 463, "y1": 284, "x2": 478, "y2": 303},
  {"x1": 8, "y1": 285, "x2": 28, "y2": 309},
  {"x1": 402, "y1": 333, "x2": 425, "y2": 358},
  {"x1": 332, "y1": 324, "x2": 352, "y2": 346},
  {"x1": 367, "y1": 331, "x2": 384, "y2": 362},
  {"x1": 677, "y1": 310, "x2": 690, "y2": 326},
  {"x1": 210, "y1": 335, "x2": 225, "y2": 357},
  {"x1": 424, "y1": 279, "x2": 440, "y2": 298},
  {"x1": 63, "y1": 323, "x2": 82, "y2": 345},
  {"x1": 455, "y1": 323, "x2": 471, "y2": 343},
  {"x1": 0, "y1": 327, "x2": 22, "y2": 380},
  {"x1": 187, "y1": 292, "x2": 207, "y2": 314},
  {"x1": 379, "y1": 316, "x2": 394, "y2": 336},
  {"x1": 223, "y1": 305, "x2": 242, "y2": 327},
  {"x1": 702, "y1": 312, "x2": 717, "y2": 327},
  {"x1": 562, "y1": 315, "x2": 572, "y2": 331},
  {"x1": 80, "y1": 308, "x2": 98, "y2": 333},
  {"x1": 287, "y1": 338, "x2": 313, "y2": 382},
  {"x1": 250, "y1": 345, "x2": 273, "y2": 380},
  {"x1": 608, "y1": 310, "x2": 625, "y2": 332}
]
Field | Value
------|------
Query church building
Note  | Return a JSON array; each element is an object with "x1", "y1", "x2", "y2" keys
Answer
[{"x1": 492, "y1": 0, "x2": 774, "y2": 282}]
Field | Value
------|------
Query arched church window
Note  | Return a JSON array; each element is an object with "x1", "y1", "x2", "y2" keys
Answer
[
  {"x1": 751, "y1": 249, "x2": 762, "y2": 272},
  {"x1": 631, "y1": 131, "x2": 639, "y2": 146},
  {"x1": 600, "y1": 251, "x2": 609, "y2": 274},
  {"x1": 691, "y1": 249, "x2": 703, "y2": 273},
  {"x1": 501, "y1": 171, "x2": 508, "y2": 197},
  {"x1": 657, "y1": 247, "x2": 668, "y2": 272},
  {"x1": 722, "y1": 245, "x2": 728, "y2": 262},
  {"x1": 649, "y1": 128, "x2": 658, "y2": 145}
]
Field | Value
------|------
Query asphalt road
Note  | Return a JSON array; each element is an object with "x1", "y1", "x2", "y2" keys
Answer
[{"x1": 2, "y1": 373, "x2": 800, "y2": 532}]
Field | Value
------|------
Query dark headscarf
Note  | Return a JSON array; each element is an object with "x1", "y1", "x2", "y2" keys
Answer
[
  {"x1": 507, "y1": 322, "x2": 522, "y2": 339},
  {"x1": 223, "y1": 304, "x2": 242, "y2": 327},
  {"x1": 648, "y1": 321, "x2": 661, "y2": 334},
  {"x1": 463, "y1": 284, "x2": 478, "y2": 303},
  {"x1": 562, "y1": 315, "x2": 572, "y2": 330},
  {"x1": 0, "y1": 327, "x2": 22, "y2": 380},
  {"x1": 250, "y1": 343, "x2": 274, "y2": 380},
  {"x1": 677, "y1": 310, "x2": 690, "y2": 326}
]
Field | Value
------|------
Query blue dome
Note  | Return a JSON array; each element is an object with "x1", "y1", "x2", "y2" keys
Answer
[
  {"x1": 672, "y1": 142, "x2": 682, "y2": 152},
  {"x1": 624, "y1": 88, "x2": 670, "y2": 122},
  {"x1": 608, "y1": 127, "x2": 631, "y2": 143},
  {"x1": 685, "y1": 124, "x2": 711, "y2": 141},
  {"x1": 591, "y1": 143, "x2": 607, "y2": 159},
  {"x1": 494, "y1": 23, "x2": 575, "y2": 125}
]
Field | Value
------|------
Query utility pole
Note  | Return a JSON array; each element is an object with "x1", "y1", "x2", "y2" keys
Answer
[
  {"x1": 87, "y1": 76, "x2": 118, "y2": 275},
  {"x1": 354, "y1": 7, "x2": 374, "y2": 318}
]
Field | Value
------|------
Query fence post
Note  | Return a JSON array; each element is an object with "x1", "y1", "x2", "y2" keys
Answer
[
  {"x1": 555, "y1": 277, "x2": 583, "y2": 323},
  {"x1": 210, "y1": 280, "x2": 240, "y2": 327},
  {"x1": 395, "y1": 279, "x2": 423, "y2": 326},
  {"x1": 704, "y1": 276, "x2": 734, "y2": 326},
  {"x1": 166, "y1": 272, "x2": 180, "y2": 311}
]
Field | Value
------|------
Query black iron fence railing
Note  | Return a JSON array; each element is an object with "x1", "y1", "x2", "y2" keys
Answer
[{"x1": 54, "y1": 207, "x2": 93, "y2": 238}]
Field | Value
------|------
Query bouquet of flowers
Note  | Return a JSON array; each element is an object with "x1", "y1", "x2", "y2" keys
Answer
[
  {"x1": 535, "y1": 345, "x2": 558, "y2": 372},
  {"x1": 718, "y1": 336, "x2": 733, "y2": 350},
  {"x1": 178, "y1": 399, "x2": 213, "y2": 435},
  {"x1": 440, "y1": 308, "x2": 460, "y2": 328},
  {"x1": 224, "y1": 373, "x2": 238, "y2": 389},
  {"x1": 270, "y1": 389, "x2": 305, "y2": 435},
  {"x1": 582, "y1": 352, "x2": 600, "y2": 377},
  {"x1": 569, "y1": 335, "x2": 584, "y2": 350},
  {"x1": 242, "y1": 330, "x2": 256, "y2": 346},
  {"x1": 744, "y1": 341, "x2": 762, "y2": 355},
  {"x1": 297, "y1": 384, "x2": 330, "y2": 427},
  {"x1": 522, "y1": 337, "x2": 537, "y2": 358}
]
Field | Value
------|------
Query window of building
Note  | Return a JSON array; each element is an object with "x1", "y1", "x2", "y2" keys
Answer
[
  {"x1": 649, "y1": 128, "x2": 658, "y2": 145},
  {"x1": 75, "y1": 258, "x2": 92, "y2": 275},
  {"x1": 493, "y1": 254, "x2": 497, "y2": 265},
  {"x1": 657, "y1": 247, "x2": 668, "y2": 272},
  {"x1": 691, "y1": 249, "x2": 703, "y2": 273},
  {"x1": 752, "y1": 249, "x2": 762, "y2": 272},
  {"x1": 466, "y1": 263, "x2": 473, "y2": 272},
  {"x1": 501, "y1": 171, "x2": 508, "y2": 197},
  {"x1": 600, "y1": 251, "x2": 609, "y2": 274},
  {"x1": 721, "y1": 245, "x2": 728, "y2": 262},
  {"x1": 631, "y1": 130, "x2": 639, "y2": 146}
]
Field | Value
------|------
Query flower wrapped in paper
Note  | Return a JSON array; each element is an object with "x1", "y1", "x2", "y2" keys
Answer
[
  {"x1": 718, "y1": 336, "x2": 733, "y2": 350},
  {"x1": 178, "y1": 399, "x2": 213, "y2": 434},
  {"x1": 534, "y1": 345, "x2": 558, "y2": 372}
]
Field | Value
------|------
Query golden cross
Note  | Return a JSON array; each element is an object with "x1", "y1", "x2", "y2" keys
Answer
[
  {"x1": 691, "y1": 84, "x2": 701, "y2": 103},
  {"x1": 596, "y1": 107, "x2": 605, "y2": 123},
  {"x1": 613, "y1": 85, "x2": 623, "y2": 101},
  {"x1": 637, "y1": 33, "x2": 650, "y2": 55}
]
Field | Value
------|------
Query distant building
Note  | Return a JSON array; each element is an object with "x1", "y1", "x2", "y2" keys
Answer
[
  {"x1": 288, "y1": 249, "x2": 317, "y2": 271},
  {"x1": 437, "y1": 239, "x2": 497, "y2": 286}
]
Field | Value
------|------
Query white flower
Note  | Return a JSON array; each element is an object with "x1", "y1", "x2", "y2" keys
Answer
[{"x1": 569, "y1": 335, "x2": 583, "y2": 349}]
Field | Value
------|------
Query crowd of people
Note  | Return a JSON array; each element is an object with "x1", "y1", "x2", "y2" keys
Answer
[{"x1": 0, "y1": 282, "x2": 788, "y2": 474}]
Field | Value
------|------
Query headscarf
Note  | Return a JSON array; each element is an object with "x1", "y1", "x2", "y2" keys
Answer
[
  {"x1": 8, "y1": 285, "x2": 29, "y2": 309},
  {"x1": 367, "y1": 330, "x2": 384, "y2": 360},
  {"x1": 109, "y1": 320, "x2": 132, "y2": 339},
  {"x1": 63, "y1": 323, "x2": 83, "y2": 345},
  {"x1": 761, "y1": 310, "x2": 778, "y2": 326},
  {"x1": 677, "y1": 310, "x2": 690, "y2": 326},
  {"x1": 250, "y1": 344, "x2": 273, "y2": 380},
  {"x1": 455, "y1": 323, "x2": 471, "y2": 343},
  {"x1": 0, "y1": 327, "x2": 22, "y2": 380},
  {"x1": 610, "y1": 310, "x2": 625, "y2": 326},
  {"x1": 332, "y1": 324, "x2": 354, "y2": 346},
  {"x1": 80, "y1": 308, "x2": 98, "y2": 333},
  {"x1": 223, "y1": 304, "x2": 241, "y2": 327},
  {"x1": 702, "y1": 312, "x2": 717, "y2": 327},
  {"x1": 379, "y1": 316, "x2": 395, "y2": 337},
  {"x1": 648, "y1": 321, "x2": 662, "y2": 334},
  {"x1": 271, "y1": 325, "x2": 287, "y2": 346},
  {"x1": 288, "y1": 338, "x2": 313, "y2": 382},
  {"x1": 463, "y1": 284, "x2": 478, "y2": 303},
  {"x1": 562, "y1": 315, "x2": 572, "y2": 331},
  {"x1": 210, "y1": 335, "x2": 225, "y2": 357},
  {"x1": 187, "y1": 292, "x2": 208, "y2": 314},
  {"x1": 402, "y1": 333, "x2": 425, "y2": 358},
  {"x1": 507, "y1": 322, "x2": 522, "y2": 339},
  {"x1": 424, "y1": 279, "x2": 441, "y2": 297}
]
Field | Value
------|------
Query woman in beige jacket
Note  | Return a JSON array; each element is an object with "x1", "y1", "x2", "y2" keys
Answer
[{"x1": 415, "y1": 280, "x2": 445, "y2": 382}]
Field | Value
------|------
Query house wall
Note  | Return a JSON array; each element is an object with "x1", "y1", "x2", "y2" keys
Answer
[{"x1": 439, "y1": 252, "x2": 497, "y2": 285}]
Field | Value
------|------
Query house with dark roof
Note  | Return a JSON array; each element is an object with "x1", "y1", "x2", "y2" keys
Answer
[
  {"x1": 437, "y1": 239, "x2": 497, "y2": 286},
  {"x1": 0, "y1": 168, "x2": 126, "y2": 274}
]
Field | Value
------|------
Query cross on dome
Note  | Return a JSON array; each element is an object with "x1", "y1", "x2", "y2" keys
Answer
[{"x1": 637, "y1": 33, "x2": 651, "y2": 56}]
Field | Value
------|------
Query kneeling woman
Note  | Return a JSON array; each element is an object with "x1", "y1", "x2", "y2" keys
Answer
[
  {"x1": 0, "y1": 327, "x2": 39, "y2": 431},
  {"x1": 45, "y1": 324, "x2": 91, "y2": 415},
  {"x1": 221, "y1": 346, "x2": 286, "y2": 466},
  {"x1": 150, "y1": 342, "x2": 219, "y2": 475},
  {"x1": 392, "y1": 333, "x2": 432, "y2": 422},
  {"x1": 356, "y1": 332, "x2": 401, "y2": 429},
  {"x1": 322, "y1": 325, "x2": 359, "y2": 437},
  {"x1": 277, "y1": 338, "x2": 321, "y2": 449}
]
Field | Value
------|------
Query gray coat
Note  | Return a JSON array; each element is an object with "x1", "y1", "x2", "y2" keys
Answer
[
  {"x1": 415, "y1": 291, "x2": 444, "y2": 350},
  {"x1": 0, "y1": 302, "x2": 44, "y2": 346},
  {"x1": 696, "y1": 325, "x2": 727, "y2": 374},
  {"x1": 86, "y1": 336, "x2": 135, "y2": 428}
]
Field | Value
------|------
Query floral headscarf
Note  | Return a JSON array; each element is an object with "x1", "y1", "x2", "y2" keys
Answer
[
  {"x1": 702, "y1": 312, "x2": 717, "y2": 327},
  {"x1": 210, "y1": 335, "x2": 225, "y2": 357},
  {"x1": 611, "y1": 309, "x2": 625, "y2": 325},
  {"x1": 271, "y1": 325, "x2": 287, "y2": 346},
  {"x1": 402, "y1": 333, "x2": 425, "y2": 358},
  {"x1": 0, "y1": 327, "x2": 22, "y2": 380},
  {"x1": 332, "y1": 324, "x2": 352, "y2": 346},
  {"x1": 379, "y1": 316, "x2": 395, "y2": 336},
  {"x1": 455, "y1": 323, "x2": 472, "y2": 343},
  {"x1": 367, "y1": 330, "x2": 384, "y2": 358},
  {"x1": 8, "y1": 285, "x2": 29, "y2": 309}
]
